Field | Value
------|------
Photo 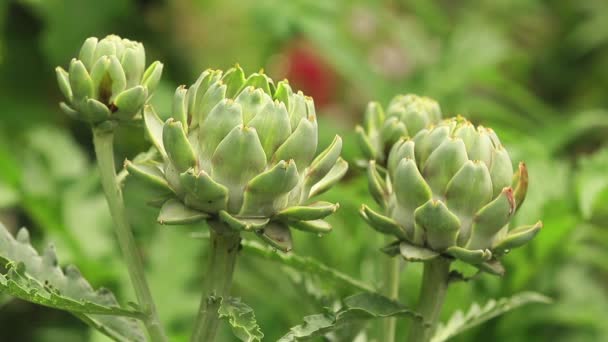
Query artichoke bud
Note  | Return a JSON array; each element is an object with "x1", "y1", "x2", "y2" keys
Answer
[
  {"x1": 128, "y1": 67, "x2": 346, "y2": 250},
  {"x1": 356, "y1": 94, "x2": 442, "y2": 165},
  {"x1": 56, "y1": 35, "x2": 162, "y2": 125},
  {"x1": 127, "y1": 66, "x2": 348, "y2": 250},
  {"x1": 361, "y1": 116, "x2": 542, "y2": 274}
]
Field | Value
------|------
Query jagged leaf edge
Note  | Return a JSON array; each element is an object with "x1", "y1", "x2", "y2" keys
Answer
[
  {"x1": 0, "y1": 225, "x2": 146, "y2": 342},
  {"x1": 431, "y1": 291, "x2": 552, "y2": 342},
  {"x1": 278, "y1": 292, "x2": 424, "y2": 341},
  {"x1": 218, "y1": 296, "x2": 264, "y2": 342}
]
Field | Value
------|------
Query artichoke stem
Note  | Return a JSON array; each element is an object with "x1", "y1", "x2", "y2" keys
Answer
[
  {"x1": 92, "y1": 127, "x2": 168, "y2": 342},
  {"x1": 383, "y1": 237, "x2": 402, "y2": 342},
  {"x1": 191, "y1": 228, "x2": 241, "y2": 342},
  {"x1": 408, "y1": 257, "x2": 451, "y2": 342}
]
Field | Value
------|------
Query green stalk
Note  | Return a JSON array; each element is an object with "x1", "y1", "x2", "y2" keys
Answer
[
  {"x1": 382, "y1": 237, "x2": 401, "y2": 342},
  {"x1": 191, "y1": 227, "x2": 241, "y2": 342},
  {"x1": 92, "y1": 127, "x2": 167, "y2": 342},
  {"x1": 407, "y1": 257, "x2": 451, "y2": 342}
]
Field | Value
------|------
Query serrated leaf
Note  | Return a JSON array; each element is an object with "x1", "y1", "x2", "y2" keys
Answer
[
  {"x1": 218, "y1": 297, "x2": 264, "y2": 342},
  {"x1": 0, "y1": 224, "x2": 145, "y2": 341},
  {"x1": 431, "y1": 292, "x2": 552, "y2": 342},
  {"x1": 278, "y1": 292, "x2": 423, "y2": 341}
]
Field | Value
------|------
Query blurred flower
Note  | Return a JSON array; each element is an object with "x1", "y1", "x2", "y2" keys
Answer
[
  {"x1": 368, "y1": 42, "x2": 411, "y2": 79},
  {"x1": 269, "y1": 40, "x2": 337, "y2": 108},
  {"x1": 349, "y1": 6, "x2": 378, "y2": 41}
]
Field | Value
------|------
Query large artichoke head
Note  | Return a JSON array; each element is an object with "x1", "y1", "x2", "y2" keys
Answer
[
  {"x1": 361, "y1": 117, "x2": 542, "y2": 275},
  {"x1": 55, "y1": 35, "x2": 163, "y2": 125},
  {"x1": 356, "y1": 94, "x2": 442, "y2": 165},
  {"x1": 126, "y1": 66, "x2": 348, "y2": 251}
]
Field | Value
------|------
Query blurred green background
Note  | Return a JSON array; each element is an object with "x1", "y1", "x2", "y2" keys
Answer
[{"x1": 1, "y1": 0, "x2": 608, "y2": 341}]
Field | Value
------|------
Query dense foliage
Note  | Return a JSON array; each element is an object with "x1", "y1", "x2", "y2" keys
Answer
[{"x1": 0, "y1": 1, "x2": 607, "y2": 341}]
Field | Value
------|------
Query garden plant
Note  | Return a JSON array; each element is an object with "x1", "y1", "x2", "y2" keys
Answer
[{"x1": 0, "y1": 32, "x2": 554, "y2": 342}]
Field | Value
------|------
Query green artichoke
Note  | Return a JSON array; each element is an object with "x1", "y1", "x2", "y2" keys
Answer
[
  {"x1": 356, "y1": 94, "x2": 442, "y2": 165},
  {"x1": 55, "y1": 35, "x2": 163, "y2": 125},
  {"x1": 126, "y1": 66, "x2": 348, "y2": 251},
  {"x1": 360, "y1": 116, "x2": 542, "y2": 274}
]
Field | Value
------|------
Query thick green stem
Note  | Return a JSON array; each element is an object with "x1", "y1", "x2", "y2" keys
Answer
[
  {"x1": 92, "y1": 127, "x2": 167, "y2": 342},
  {"x1": 191, "y1": 227, "x2": 241, "y2": 342},
  {"x1": 383, "y1": 237, "x2": 401, "y2": 342},
  {"x1": 408, "y1": 257, "x2": 451, "y2": 342}
]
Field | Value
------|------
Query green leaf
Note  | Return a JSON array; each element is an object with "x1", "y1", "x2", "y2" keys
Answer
[
  {"x1": 278, "y1": 292, "x2": 423, "y2": 341},
  {"x1": 218, "y1": 297, "x2": 264, "y2": 342},
  {"x1": 0, "y1": 224, "x2": 145, "y2": 341},
  {"x1": 431, "y1": 292, "x2": 552, "y2": 342},
  {"x1": 575, "y1": 147, "x2": 608, "y2": 223}
]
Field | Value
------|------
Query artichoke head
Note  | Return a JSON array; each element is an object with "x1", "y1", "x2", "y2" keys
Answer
[
  {"x1": 356, "y1": 94, "x2": 442, "y2": 165},
  {"x1": 126, "y1": 66, "x2": 348, "y2": 251},
  {"x1": 55, "y1": 35, "x2": 163, "y2": 125},
  {"x1": 361, "y1": 117, "x2": 542, "y2": 275}
]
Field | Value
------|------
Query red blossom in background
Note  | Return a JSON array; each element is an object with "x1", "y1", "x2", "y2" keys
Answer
[{"x1": 271, "y1": 40, "x2": 337, "y2": 108}]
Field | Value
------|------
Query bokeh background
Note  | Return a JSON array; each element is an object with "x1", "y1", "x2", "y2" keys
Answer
[{"x1": 1, "y1": 0, "x2": 608, "y2": 341}]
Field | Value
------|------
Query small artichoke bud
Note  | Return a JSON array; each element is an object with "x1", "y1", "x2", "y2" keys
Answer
[
  {"x1": 356, "y1": 94, "x2": 442, "y2": 166},
  {"x1": 361, "y1": 116, "x2": 542, "y2": 275},
  {"x1": 127, "y1": 65, "x2": 347, "y2": 250},
  {"x1": 55, "y1": 35, "x2": 163, "y2": 125}
]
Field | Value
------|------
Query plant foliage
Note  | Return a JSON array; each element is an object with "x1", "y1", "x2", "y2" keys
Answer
[{"x1": 0, "y1": 223, "x2": 145, "y2": 341}]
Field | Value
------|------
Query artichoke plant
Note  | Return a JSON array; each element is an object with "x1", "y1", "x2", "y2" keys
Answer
[
  {"x1": 55, "y1": 34, "x2": 163, "y2": 125},
  {"x1": 126, "y1": 66, "x2": 348, "y2": 251},
  {"x1": 360, "y1": 116, "x2": 542, "y2": 274},
  {"x1": 355, "y1": 94, "x2": 442, "y2": 165}
]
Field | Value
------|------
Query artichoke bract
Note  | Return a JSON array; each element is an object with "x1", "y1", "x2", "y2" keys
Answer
[
  {"x1": 126, "y1": 66, "x2": 348, "y2": 251},
  {"x1": 55, "y1": 35, "x2": 163, "y2": 125},
  {"x1": 360, "y1": 116, "x2": 542, "y2": 274},
  {"x1": 356, "y1": 94, "x2": 442, "y2": 165}
]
